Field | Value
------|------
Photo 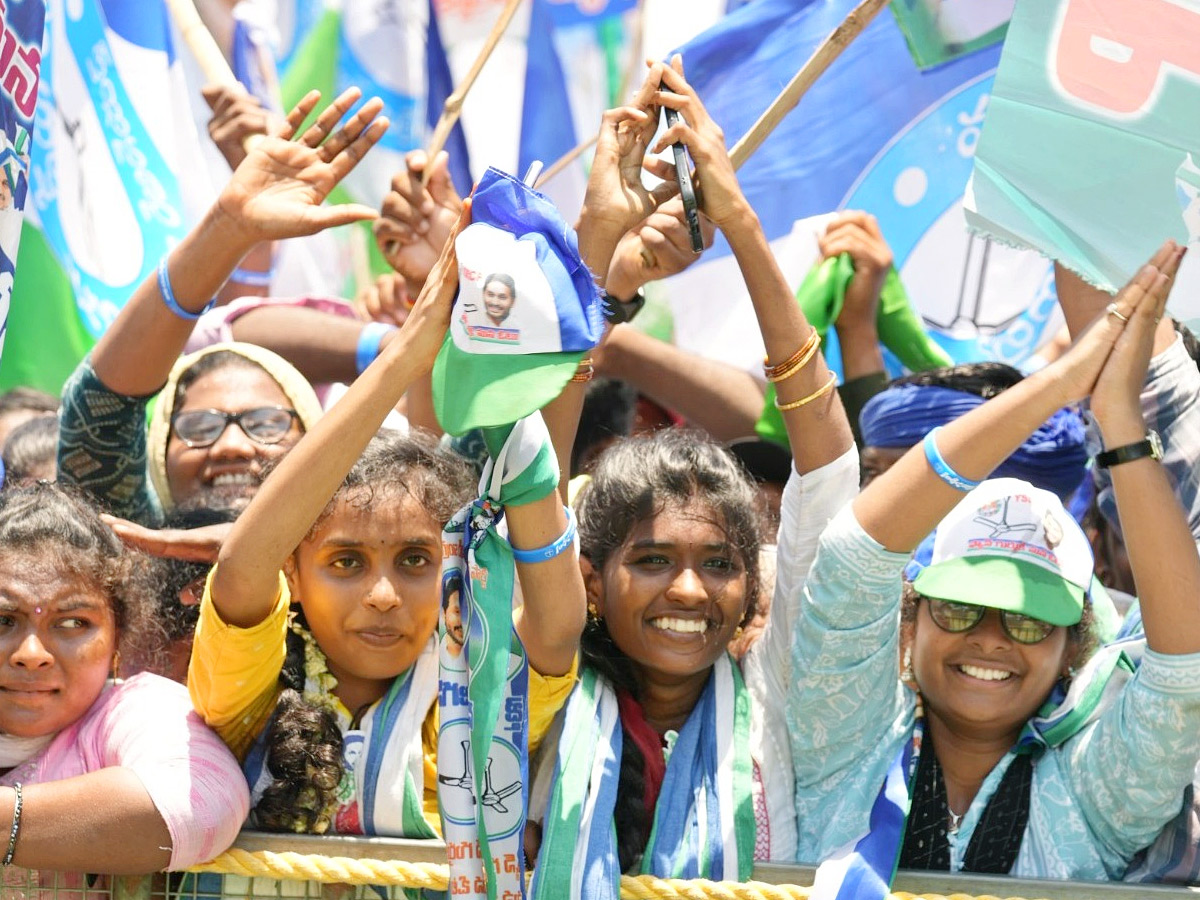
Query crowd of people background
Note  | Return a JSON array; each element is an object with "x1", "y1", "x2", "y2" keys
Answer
[{"x1": 1, "y1": 14, "x2": 1200, "y2": 898}]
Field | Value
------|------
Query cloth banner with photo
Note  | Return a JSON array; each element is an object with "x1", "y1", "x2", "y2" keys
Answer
[
  {"x1": 0, "y1": 0, "x2": 46, "y2": 361},
  {"x1": 965, "y1": 0, "x2": 1200, "y2": 298}
]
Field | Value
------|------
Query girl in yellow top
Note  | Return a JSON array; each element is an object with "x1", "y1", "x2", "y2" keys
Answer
[{"x1": 187, "y1": 203, "x2": 584, "y2": 837}]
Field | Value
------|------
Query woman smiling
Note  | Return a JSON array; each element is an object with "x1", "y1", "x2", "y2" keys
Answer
[{"x1": 792, "y1": 240, "x2": 1200, "y2": 882}]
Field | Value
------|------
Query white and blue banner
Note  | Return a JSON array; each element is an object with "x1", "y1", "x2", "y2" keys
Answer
[
  {"x1": 0, "y1": 0, "x2": 46, "y2": 357},
  {"x1": 30, "y1": 0, "x2": 209, "y2": 339},
  {"x1": 663, "y1": 0, "x2": 1062, "y2": 375}
]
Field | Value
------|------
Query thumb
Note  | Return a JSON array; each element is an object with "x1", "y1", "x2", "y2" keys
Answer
[{"x1": 427, "y1": 151, "x2": 462, "y2": 206}]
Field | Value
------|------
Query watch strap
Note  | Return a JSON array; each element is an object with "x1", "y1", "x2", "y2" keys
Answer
[
  {"x1": 603, "y1": 289, "x2": 645, "y2": 325},
  {"x1": 1095, "y1": 431, "x2": 1162, "y2": 469}
]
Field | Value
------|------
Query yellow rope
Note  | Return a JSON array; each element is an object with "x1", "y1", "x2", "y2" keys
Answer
[{"x1": 188, "y1": 849, "x2": 1055, "y2": 900}]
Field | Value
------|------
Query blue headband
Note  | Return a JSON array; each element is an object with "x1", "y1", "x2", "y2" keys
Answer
[{"x1": 860, "y1": 384, "x2": 1088, "y2": 500}]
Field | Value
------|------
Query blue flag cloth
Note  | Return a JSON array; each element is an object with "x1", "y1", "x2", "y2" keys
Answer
[
  {"x1": 426, "y1": 0, "x2": 472, "y2": 198},
  {"x1": 518, "y1": 0, "x2": 576, "y2": 181},
  {"x1": 666, "y1": 0, "x2": 1062, "y2": 371},
  {"x1": 965, "y1": 0, "x2": 1200, "y2": 294},
  {"x1": 0, "y1": 0, "x2": 45, "y2": 357}
]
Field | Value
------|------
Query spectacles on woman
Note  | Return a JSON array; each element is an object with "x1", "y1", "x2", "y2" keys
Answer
[
  {"x1": 926, "y1": 597, "x2": 1057, "y2": 645},
  {"x1": 171, "y1": 407, "x2": 298, "y2": 448}
]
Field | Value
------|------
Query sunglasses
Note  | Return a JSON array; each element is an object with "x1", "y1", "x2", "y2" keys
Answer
[
  {"x1": 171, "y1": 407, "x2": 298, "y2": 449},
  {"x1": 926, "y1": 598, "x2": 1057, "y2": 645}
]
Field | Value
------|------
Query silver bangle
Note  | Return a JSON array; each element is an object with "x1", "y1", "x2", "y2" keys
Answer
[{"x1": 3, "y1": 783, "x2": 22, "y2": 866}]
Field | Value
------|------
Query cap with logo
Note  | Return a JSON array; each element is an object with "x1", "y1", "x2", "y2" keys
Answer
[
  {"x1": 912, "y1": 477, "x2": 1093, "y2": 627},
  {"x1": 432, "y1": 167, "x2": 604, "y2": 436}
]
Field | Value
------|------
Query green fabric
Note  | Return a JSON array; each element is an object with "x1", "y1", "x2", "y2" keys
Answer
[
  {"x1": 0, "y1": 223, "x2": 93, "y2": 394},
  {"x1": 890, "y1": 2, "x2": 1009, "y2": 70},
  {"x1": 756, "y1": 255, "x2": 951, "y2": 446}
]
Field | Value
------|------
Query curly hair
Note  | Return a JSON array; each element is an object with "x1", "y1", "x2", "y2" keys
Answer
[
  {"x1": 0, "y1": 483, "x2": 163, "y2": 672},
  {"x1": 573, "y1": 429, "x2": 760, "y2": 871},
  {"x1": 254, "y1": 428, "x2": 475, "y2": 834}
]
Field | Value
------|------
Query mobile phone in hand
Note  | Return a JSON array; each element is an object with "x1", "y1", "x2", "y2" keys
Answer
[{"x1": 661, "y1": 87, "x2": 704, "y2": 254}]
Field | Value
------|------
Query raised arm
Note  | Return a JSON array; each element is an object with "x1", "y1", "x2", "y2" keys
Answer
[
  {"x1": 89, "y1": 89, "x2": 385, "y2": 398},
  {"x1": 651, "y1": 60, "x2": 854, "y2": 474},
  {"x1": 855, "y1": 241, "x2": 1183, "y2": 553},
  {"x1": 211, "y1": 210, "x2": 467, "y2": 628},
  {"x1": 1089, "y1": 245, "x2": 1200, "y2": 655}
]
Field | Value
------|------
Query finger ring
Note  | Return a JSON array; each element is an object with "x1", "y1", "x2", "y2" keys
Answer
[{"x1": 1105, "y1": 302, "x2": 1129, "y2": 323}]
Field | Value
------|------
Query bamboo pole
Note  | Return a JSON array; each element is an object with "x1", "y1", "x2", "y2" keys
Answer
[
  {"x1": 424, "y1": 0, "x2": 526, "y2": 183},
  {"x1": 729, "y1": 0, "x2": 890, "y2": 170},
  {"x1": 163, "y1": 0, "x2": 239, "y2": 86}
]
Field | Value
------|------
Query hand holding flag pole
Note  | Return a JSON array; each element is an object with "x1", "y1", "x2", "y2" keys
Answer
[{"x1": 423, "y1": 0, "x2": 526, "y2": 186}]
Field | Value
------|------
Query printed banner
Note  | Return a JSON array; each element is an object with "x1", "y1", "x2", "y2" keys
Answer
[
  {"x1": 965, "y1": 0, "x2": 1200, "y2": 300},
  {"x1": 30, "y1": 0, "x2": 206, "y2": 339},
  {"x1": 663, "y1": 0, "x2": 1063, "y2": 375},
  {"x1": 0, "y1": 0, "x2": 46, "y2": 359}
]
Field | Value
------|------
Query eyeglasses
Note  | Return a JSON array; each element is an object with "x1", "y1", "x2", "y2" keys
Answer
[
  {"x1": 926, "y1": 598, "x2": 1057, "y2": 645},
  {"x1": 171, "y1": 407, "x2": 298, "y2": 448}
]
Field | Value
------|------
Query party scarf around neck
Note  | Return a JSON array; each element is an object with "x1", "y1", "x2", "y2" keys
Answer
[
  {"x1": 243, "y1": 640, "x2": 439, "y2": 840},
  {"x1": 531, "y1": 654, "x2": 756, "y2": 900},
  {"x1": 438, "y1": 415, "x2": 560, "y2": 900}
]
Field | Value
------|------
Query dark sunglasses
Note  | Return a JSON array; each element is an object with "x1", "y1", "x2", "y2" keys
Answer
[
  {"x1": 926, "y1": 598, "x2": 1057, "y2": 645},
  {"x1": 171, "y1": 407, "x2": 298, "y2": 449}
]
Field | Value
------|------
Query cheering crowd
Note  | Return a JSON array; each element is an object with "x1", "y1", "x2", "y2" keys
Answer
[{"x1": 3, "y1": 49, "x2": 1200, "y2": 897}]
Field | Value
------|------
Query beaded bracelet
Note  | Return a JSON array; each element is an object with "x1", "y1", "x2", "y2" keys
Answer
[
  {"x1": 923, "y1": 426, "x2": 980, "y2": 492},
  {"x1": 511, "y1": 506, "x2": 577, "y2": 564},
  {"x1": 3, "y1": 783, "x2": 22, "y2": 866},
  {"x1": 158, "y1": 258, "x2": 215, "y2": 322},
  {"x1": 763, "y1": 330, "x2": 820, "y2": 383},
  {"x1": 356, "y1": 322, "x2": 398, "y2": 375},
  {"x1": 774, "y1": 371, "x2": 838, "y2": 412}
]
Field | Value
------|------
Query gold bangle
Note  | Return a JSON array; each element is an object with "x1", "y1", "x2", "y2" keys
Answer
[
  {"x1": 774, "y1": 372, "x2": 838, "y2": 412},
  {"x1": 570, "y1": 357, "x2": 595, "y2": 384},
  {"x1": 764, "y1": 330, "x2": 820, "y2": 383}
]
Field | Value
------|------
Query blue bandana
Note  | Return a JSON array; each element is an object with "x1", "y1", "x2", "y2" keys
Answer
[{"x1": 860, "y1": 384, "x2": 1088, "y2": 499}]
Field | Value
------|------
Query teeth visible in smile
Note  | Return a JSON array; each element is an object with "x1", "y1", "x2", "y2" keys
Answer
[
  {"x1": 650, "y1": 617, "x2": 708, "y2": 635},
  {"x1": 958, "y1": 664, "x2": 1012, "y2": 682},
  {"x1": 211, "y1": 473, "x2": 255, "y2": 487}
]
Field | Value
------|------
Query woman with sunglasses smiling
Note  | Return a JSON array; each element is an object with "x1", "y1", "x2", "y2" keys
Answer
[
  {"x1": 791, "y1": 240, "x2": 1200, "y2": 884},
  {"x1": 57, "y1": 88, "x2": 382, "y2": 527}
]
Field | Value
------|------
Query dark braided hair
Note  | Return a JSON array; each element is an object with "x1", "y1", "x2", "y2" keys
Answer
[
  {"x1": 574, "y1": 429, "x2": 760, "y2": 871},
  {"x1": 890, "y1": 361, "x2": 1024, "y2": 400},
  {"x1": 253, "y1": 429, "x2": 475, "y2": 834}
]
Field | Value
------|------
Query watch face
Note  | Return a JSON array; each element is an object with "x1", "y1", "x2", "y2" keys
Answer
[{"x1": 1149, "y1": 430, "x2": 1164, "y2": 459}]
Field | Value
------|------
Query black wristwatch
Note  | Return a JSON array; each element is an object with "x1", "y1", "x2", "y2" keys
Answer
[
  {"x1": 1095, "y1": 430, "x2": 1163, "y2": 469},
  {"x1": 603, "y1": 289, "x2": 645, "y2": 325}
]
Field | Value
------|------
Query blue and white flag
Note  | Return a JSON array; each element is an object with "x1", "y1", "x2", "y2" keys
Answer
[
  {"x1": 30, "y1": 0, "x2": 211, "y2": 339},
  {"x1": 0, "y1": 0, "x2": 46, "y2": 359},
  {"x1": 662, "y1": 0, "x2": 1061, "y2": 375}
]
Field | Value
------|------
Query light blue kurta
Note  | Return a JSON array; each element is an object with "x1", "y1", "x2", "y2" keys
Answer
[{"x1": 789, "y1": 505, "x2": 1200, "y2": 879}]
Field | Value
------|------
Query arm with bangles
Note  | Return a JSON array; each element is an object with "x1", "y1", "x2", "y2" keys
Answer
[{"x1": 57, "y1": 89, "x2": 387, "y2": 522}]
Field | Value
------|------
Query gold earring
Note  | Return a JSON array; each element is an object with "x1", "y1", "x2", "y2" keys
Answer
[
  {"x1": 901, "y1": 647, "x2": 914, "y2": 683},
  {"x1": 587, "y1": 602, "x2": 600, "y2": 619},
  {"x1": 111, "y1": 651, "x2": 122, "y2": 680}
]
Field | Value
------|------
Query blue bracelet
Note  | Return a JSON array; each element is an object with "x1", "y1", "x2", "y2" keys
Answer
[
  {"x1": 356, "y1": 322, "x2": 397, "y2": 374},
  {"x1": 158, "y1": 258, "x2": 214, "y2": 321},
  {"x1": 511, "y1": 506, "x2": 577, "y2": 564},
  {"x1": 230, "y1": 266, "x2": 274, "y2": 287},
  {"x1": 923, "y1": 427, "x2": 980, "y2": 492}
]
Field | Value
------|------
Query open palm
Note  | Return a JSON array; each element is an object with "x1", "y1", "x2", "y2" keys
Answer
[{"x1": 215, "y1": 88, "x2": 387, "y2": 245}]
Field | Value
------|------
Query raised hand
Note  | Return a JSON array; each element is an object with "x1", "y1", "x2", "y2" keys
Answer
[
  {"x1": 397, "y1": 199, "x2": 472, "y2": 374},
  {"x1": 1049, "y1": 240, "x2": 1181, "y2": 408},
  {"x1": 101, "y1": 514, "x2": 229, "y2": 564},
  {"x1": 581, "y1": 61, "x2": 679, "y2": 241},
  {"x1": 1090, "y1": 242, "x2": 1186, "y2": 432},
  {"x1": 356, "y1": 271, "x2": 415, "y2": 327},
  {"x1": 215, "y1": 88, "x2": 388, "y2": 245},
  {"x1": 821, "y1": 211, "x2": 893, "y2": 319},
  {"x1": 605, "y1": 196, "x2": 715, "y2": 297},
  {"x1": 201, "y1": 83, "x2": 282, "y2": 171},
  {"x1": 374, "y1": 150, "x2": 464, "y2": 287}
]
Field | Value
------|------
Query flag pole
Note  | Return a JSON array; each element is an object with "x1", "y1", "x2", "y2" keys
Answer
[
  {"x1": 729, "y1": 0, "x2": 890, "y2": 169},
  {"x1": 162, "y1": 0, "x2": 239, "y2": 86},
  {"x1": 423, "y1": 0, "x2": 526, "y2": 184}
]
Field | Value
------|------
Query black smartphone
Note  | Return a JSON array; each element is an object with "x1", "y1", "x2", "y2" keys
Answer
[{"x1": 661, "y1": 87, "x2": 704, "y2": 254}]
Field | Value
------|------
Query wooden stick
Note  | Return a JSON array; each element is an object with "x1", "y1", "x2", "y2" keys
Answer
[
  {"x1": 163, "y1": 0, "x2": 238, "y2": 85},
  {"x1": 424, "y1": 0, "x2": 526, "y2": 184},
  {"x1": 534, "y1": 134, "x2": 597, "y2": 189},
  {"x1": 729, "y1": 0, "x2": 890, "y2": 170}
]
